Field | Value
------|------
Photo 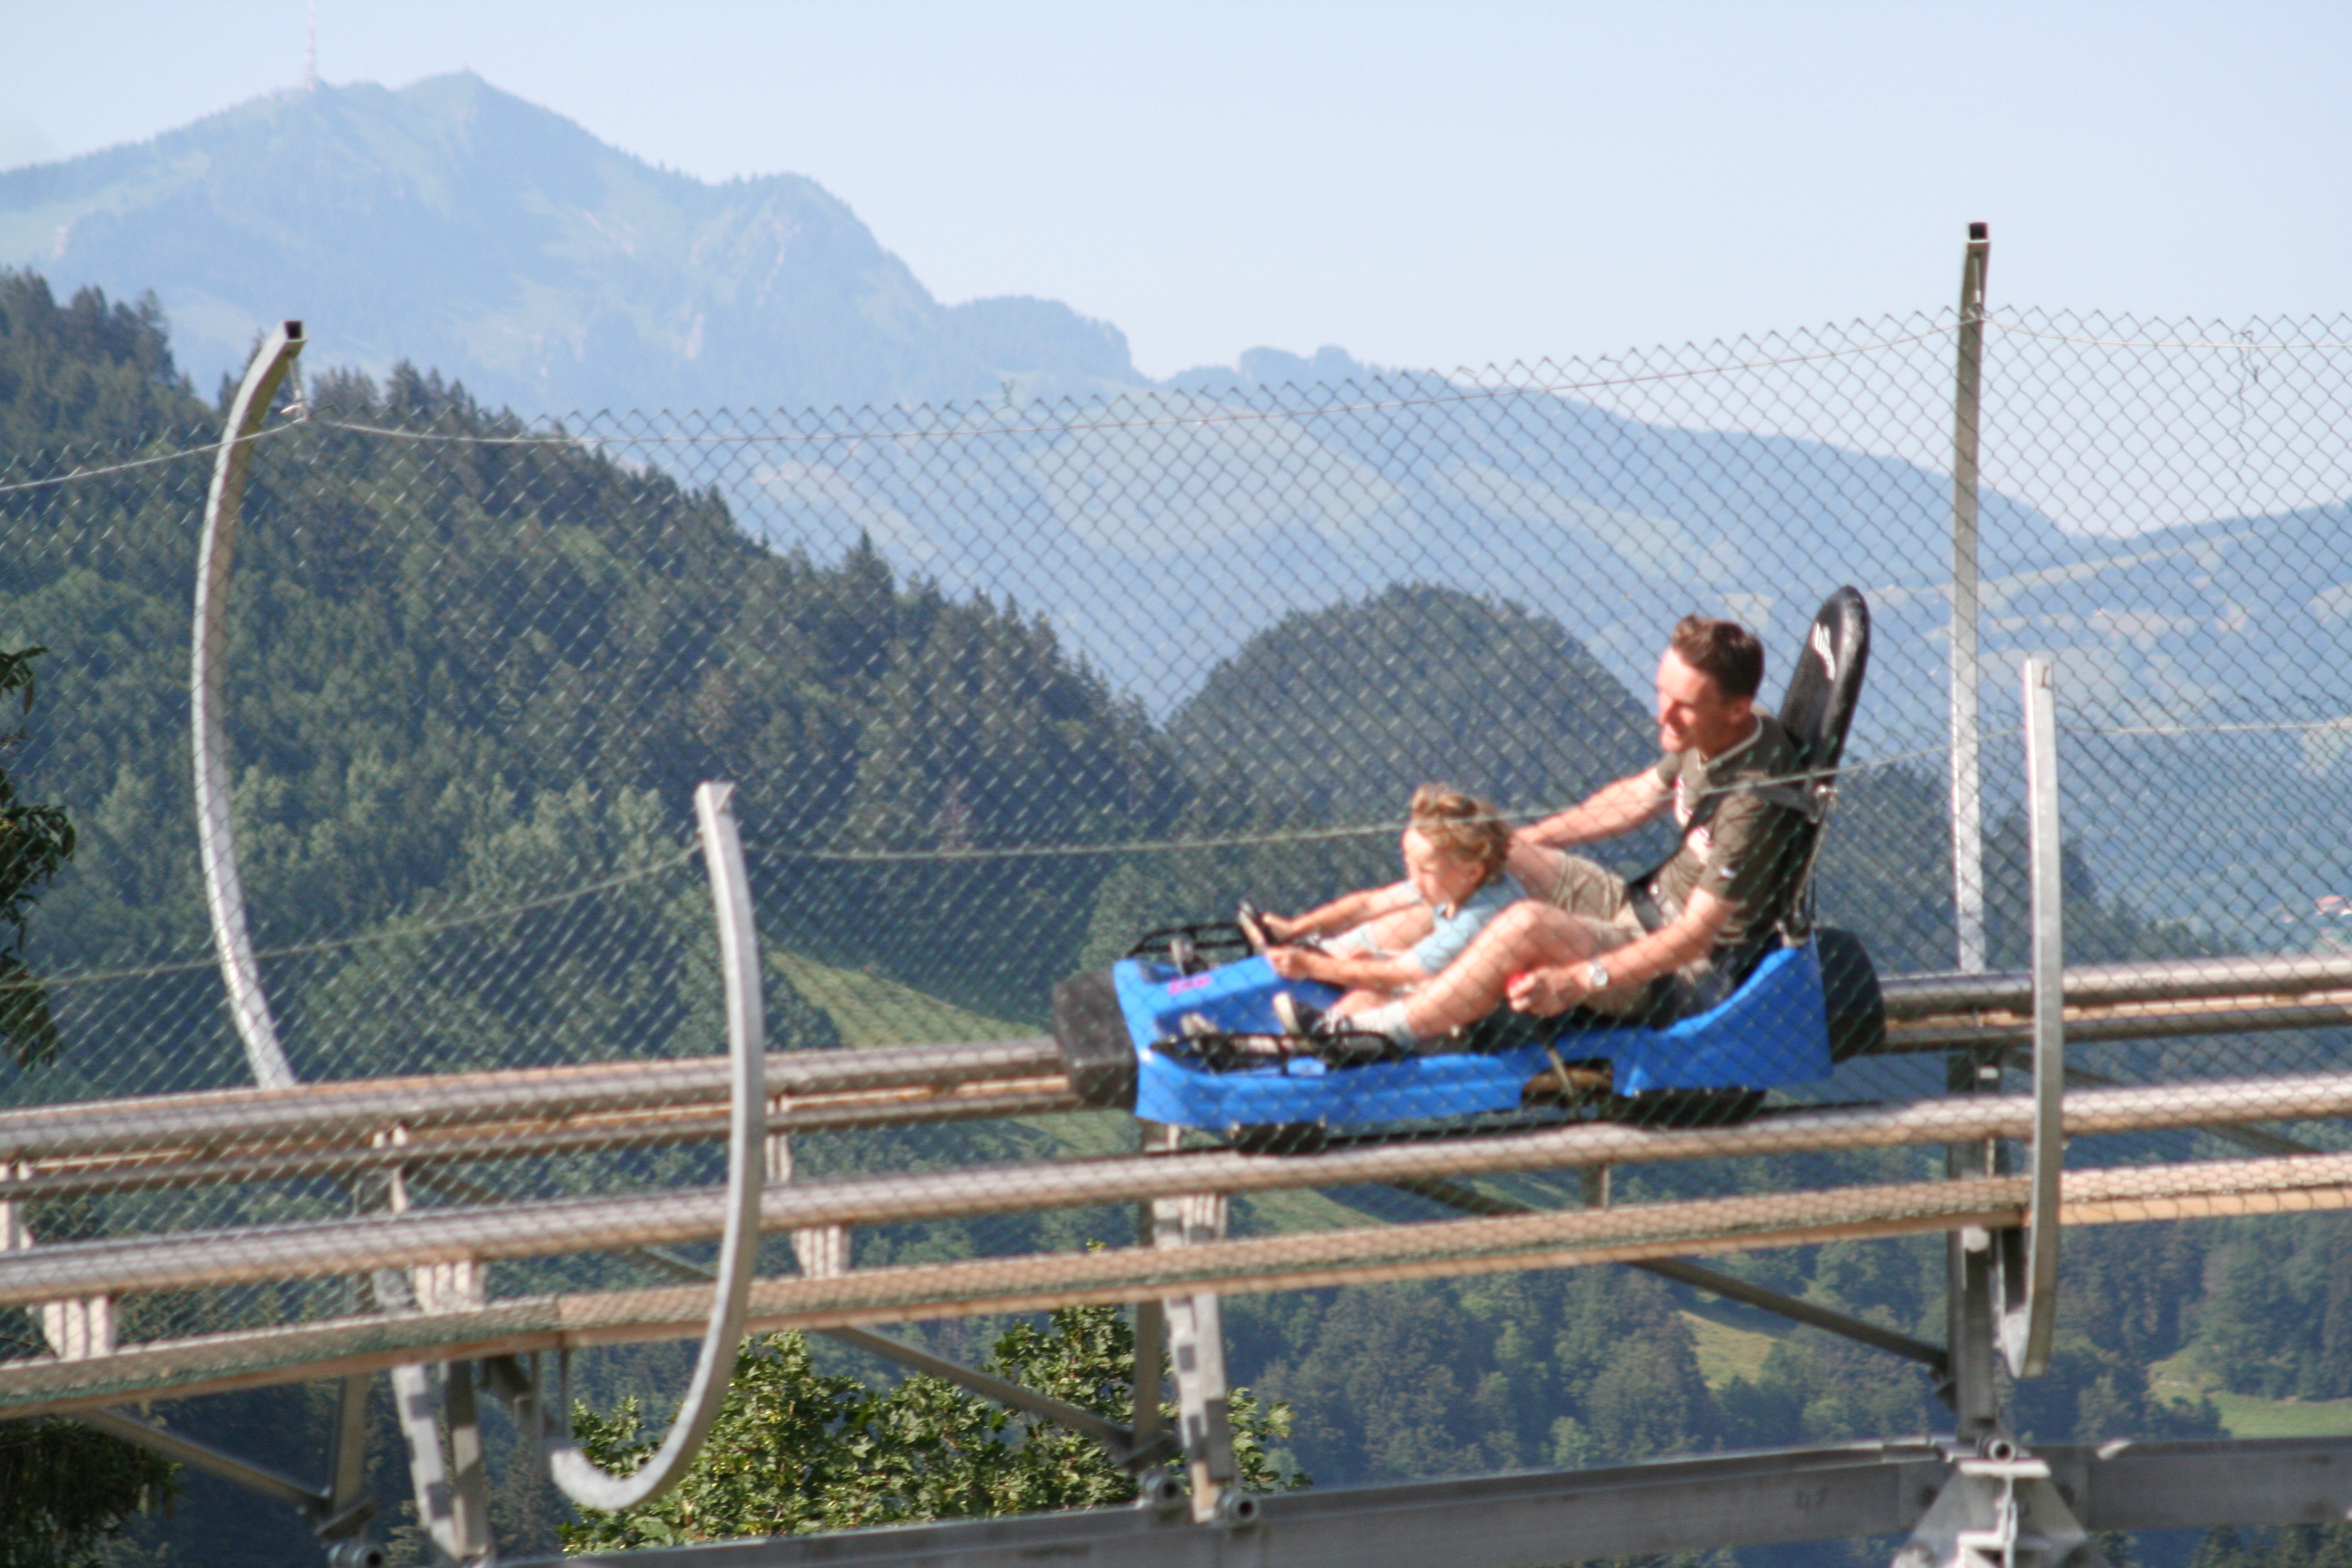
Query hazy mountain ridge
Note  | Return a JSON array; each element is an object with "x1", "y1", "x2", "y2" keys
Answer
[{"x1": 0, "y1": 73, "x2": 1143, "y2": 414}]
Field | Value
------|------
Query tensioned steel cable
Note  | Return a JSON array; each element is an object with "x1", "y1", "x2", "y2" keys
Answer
[
  {"x1": 740, "y1": 748, "x2": 1948, "y2": 864},
  {"x1": 1984, "y1": 313, "x2": 2352, "y2": 352},
  {"x1": 296, "y1": 323, "x2": 1958, "y2": 450},
  {"x1": 0, "y1": 849, "x2": 696, "y2": 996},
  {"x1": 0, "y1": 422, "x2": 301, "y2": 497}
]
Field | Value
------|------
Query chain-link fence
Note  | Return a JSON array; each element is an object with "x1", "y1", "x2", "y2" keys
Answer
[{"x1": 3, "y1": 303, "x2": 2351, "y2": 1489}]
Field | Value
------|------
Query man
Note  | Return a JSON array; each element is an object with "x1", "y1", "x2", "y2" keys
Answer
[{"x1": 1308, "y1": 614, "x2": 1812, "y2": 1049}]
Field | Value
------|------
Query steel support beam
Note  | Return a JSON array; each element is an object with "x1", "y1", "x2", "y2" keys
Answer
[
  {"x1": 324, "y1": 1371, "x2": 375, "y2": 1541},
  {"x1": 826, "y1": 1324, "x2": 1171, "y2": 1469},
  {"x1": 1388, "y1": 1177, "x2": 1950, "y2": 1375},
  {"x1": 1131, "y1": 1122, "x2": 1178, "y2": 1484},
  {"x1": 77, "y1": 1406, "x2": 331, "y2": 1518},
  {"x1": 1157, "y1": 1190, "x2": 1244, "y2": 1522},
  {"x1": 506, "y1": 1434, "x2": 2352, "y2": 1568},
  {"x1": 2071, "y1": 1435, "x2": 2352, "y2": 1531},
  {"x1": 1945, "y1": 1054, "x2": 2003, "y2": 1441},
  {"x1": 379, "y1": 1122, "x2": 483, "y2": 1564},
  {"x1": 1636, "y1": 1257, "x2": 1948, "y2": 1376},
  {"x1": 444, "y1": 1362, "x2": 495, "y2": 1561},
  {"x1": 521, "y1": 1441, "x2": 1953, "y2": 1568},
  {"x1": 393, "y1": 1358, "x2": 484, "y2": 1564},
  {"x1": 1131, "y1": 1295, "x2": 1169, "y2": 1463},
  {"x1": 1943, "y1": 1232, "x2": 2001, "y2": 1439}
]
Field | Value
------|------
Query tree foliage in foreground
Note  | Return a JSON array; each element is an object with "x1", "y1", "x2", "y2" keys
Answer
[
  {"x1": 2189, "y1": 1524, "x2": 2352, "y2": 1567},
  {"x1": 0, "y1": 647, "x2": 76, "y2": 1068},
  {"x1": 0, "y1": 644, "x2": 169, "y2": 1563},
  {"x1": 558, "y1": 1305, "x2": 1304, "y2": 1551},
  {"x1": 0, "y1": 1417, "x2": 177, "y2": 1568}
]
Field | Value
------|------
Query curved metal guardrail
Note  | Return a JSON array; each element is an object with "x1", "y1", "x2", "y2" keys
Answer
[
  {"x1": 190, "y1": 321, "x2": 305, "y2": 1094},
  {"x1": 542, "y1": 781, "x2": 765, "y2": 1513}
]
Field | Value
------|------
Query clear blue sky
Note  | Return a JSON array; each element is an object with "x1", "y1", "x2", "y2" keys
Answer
[{"x1": 4, "y1": 1, "x2": 2345, "y2": 379}]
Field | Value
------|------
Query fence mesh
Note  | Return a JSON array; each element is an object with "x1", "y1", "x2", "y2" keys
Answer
[{"x1": 3, "y1": 304, "x2": 2351, "y2": 1479}]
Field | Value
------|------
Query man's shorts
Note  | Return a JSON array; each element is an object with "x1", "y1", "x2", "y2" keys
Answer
[
  {"x1": 1537, "y1": 853, "x2": 1639, "y2": 927},
  {"x1": 1528, "y1": 849, "x2": 1721, "y2": 1020}
]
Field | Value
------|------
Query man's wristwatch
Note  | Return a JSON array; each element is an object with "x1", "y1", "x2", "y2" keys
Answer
[{"x1": 1584, "y1": 958, "x2": 1611, "y2": 992}]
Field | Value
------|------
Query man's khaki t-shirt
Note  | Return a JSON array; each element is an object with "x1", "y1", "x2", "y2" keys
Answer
[{"x1": 1648, "y1": 711, "x2": 1809, "y2": 948}]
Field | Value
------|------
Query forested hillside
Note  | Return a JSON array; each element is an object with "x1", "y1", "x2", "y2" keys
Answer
[
  {"x1": 6, "y1": 272, "x2": 2349, "y2": 1568},
  {"x1": 1, "y1": 270, "x2": 1179, "y2": 1083}
]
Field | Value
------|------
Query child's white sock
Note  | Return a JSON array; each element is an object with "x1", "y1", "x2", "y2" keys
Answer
[{"x1": 1352, "y1": 1001, "x2": 1419, "y2": 1048}]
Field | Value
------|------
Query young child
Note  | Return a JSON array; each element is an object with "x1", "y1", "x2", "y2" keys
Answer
[{"x1": 1255, "y1": 785, "x2": 1526, "y2": 1036}]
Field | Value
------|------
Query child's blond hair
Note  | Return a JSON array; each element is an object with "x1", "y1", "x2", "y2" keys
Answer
[{"x1": 1407, "y1": 785, "x2": 1511, "y2": 879}]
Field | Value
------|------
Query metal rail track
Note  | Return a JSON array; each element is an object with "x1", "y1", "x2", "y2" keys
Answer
[
  {"x1": 0, "y1": 953, "x2": 2342, "y2": 1428},
  {"x1": 2, "y1": 952, "x2": 2345, "y2": 1205},
  {"x1": 7, "y1": 1143, "x2": 2351, "y2": 1420},
  {"x1": 0, "y1": 1039, "x2": 1075, "y2": 1202},
  {"x1": 3, "y1": 1070, "x2": 2347, "y2": 1307}
]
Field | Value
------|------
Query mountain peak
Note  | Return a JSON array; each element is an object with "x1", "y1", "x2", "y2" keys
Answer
[{"x1": 0, "y1": 74, "x2": 1141, "y2": 415}]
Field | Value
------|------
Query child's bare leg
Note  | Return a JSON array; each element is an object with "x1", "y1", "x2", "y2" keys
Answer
[
  {"x1": 1396, "y1": 902, "x2": 1603, "y2": 1041},
  {"x1": 1336, "y1": 904, "x2": 1433, "y2": 956}
]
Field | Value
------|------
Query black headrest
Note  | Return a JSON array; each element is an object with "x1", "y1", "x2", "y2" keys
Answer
[{"x1": 1776, "y1": 587, "x2": 1871, "y2": 773}]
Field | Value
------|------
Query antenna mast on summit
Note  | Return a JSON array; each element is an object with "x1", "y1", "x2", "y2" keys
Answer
[{"x1": 304, "y1": 0, "x2": 318, "y2": 91}]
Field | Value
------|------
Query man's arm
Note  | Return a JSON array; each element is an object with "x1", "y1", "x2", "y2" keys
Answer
[
  {"x1": 1262, "y1": 879, "x2": 1421, "y2": 943},
  {"x1": 1516, "y1": 768, "x2": 1671, "y2": 851},
  {"x1": 1505, "y1": 886, "x2": 1735, "y2": 1015}
]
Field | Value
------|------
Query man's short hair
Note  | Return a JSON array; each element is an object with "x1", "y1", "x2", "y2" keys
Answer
[
  {"x1": 1669, "y1": 615, "x2": 1765, "y2": 702},
  {"x1": 1408, "y1": 785, "x2": 1512, "y2": 878}
]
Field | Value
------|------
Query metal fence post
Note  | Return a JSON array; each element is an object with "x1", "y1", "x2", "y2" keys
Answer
[
  {"x1": 1940, "y1": 223, "x2": 2002, "y2": 1454},
  {"x1": 1949, "y1": 223, "x2": 1991, "y2": 975}
]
